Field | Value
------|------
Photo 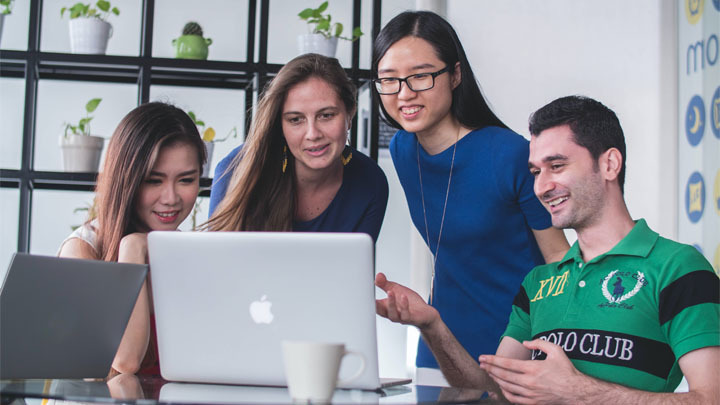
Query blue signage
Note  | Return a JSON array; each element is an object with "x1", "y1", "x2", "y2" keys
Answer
[
  {"x1": 685, "y1": 171, "x2": 706, "y2": 223},
  {"x1": 686, "y1": 95, "x2": 706, "y2": 146}
]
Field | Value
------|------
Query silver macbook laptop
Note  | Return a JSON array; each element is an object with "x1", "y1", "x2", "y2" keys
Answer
[
  {"x1": 0, "y1": 253, "x2": 147, "y2": 379},
  {"x1": 148, "y1": 232, "x2": 410, "y2": 390}
]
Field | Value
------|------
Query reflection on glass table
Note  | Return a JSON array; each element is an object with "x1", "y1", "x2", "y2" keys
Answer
[{"x1": 1, "y1": 375, "x2": 495, "y2": 404}]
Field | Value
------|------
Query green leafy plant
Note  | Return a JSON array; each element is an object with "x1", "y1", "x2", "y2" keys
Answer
[
  {"x1": 0, "y1": 0, "x2": 14, "y2": 15},
  {"x1": 61, "y1": 1, "x2": 119, "y2": 21},
  {"x1": 64, "y1": 98, "x2": 102, "y2": 137},
  {"x1": 298, "y1": 1, "x2": 362, "y2": 41},
  {"x1": 70, "y1": 200, "x2": 97, "y2": 231},
  {"x1": 187, "y1": 111, "x2": 238, "y2": 143}
]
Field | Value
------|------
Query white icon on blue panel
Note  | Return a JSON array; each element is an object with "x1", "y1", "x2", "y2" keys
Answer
[
  {"x1": 685, "y1": 171, "x2": 706, "y2": 223},
  {"x1": 686, "y1": 95, "x2": 705, "y2": 146}
]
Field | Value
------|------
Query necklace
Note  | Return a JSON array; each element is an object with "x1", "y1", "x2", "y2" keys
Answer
[{"x1": 417, "y1": 135, "x2": 458, "y2": 306}]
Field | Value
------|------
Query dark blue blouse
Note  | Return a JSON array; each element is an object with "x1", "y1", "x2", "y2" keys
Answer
[{"x1": 209, "y1": 145, "x2": 389, "y2": 242}]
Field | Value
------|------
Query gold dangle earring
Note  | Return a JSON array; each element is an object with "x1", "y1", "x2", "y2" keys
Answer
[
  {"x1": 282, "y1": 145, "x2": 288, "y2": 173},
  {"x1": 341, "y1": 148, "x2": 352, "y2": 166}
]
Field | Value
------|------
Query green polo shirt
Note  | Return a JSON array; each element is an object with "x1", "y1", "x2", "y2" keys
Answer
[{"x1": 503, "y1": 219, "x2": 719, "y2": 392}]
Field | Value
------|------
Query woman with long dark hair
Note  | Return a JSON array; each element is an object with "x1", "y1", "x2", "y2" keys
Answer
[
  {"x1": 372, "y1": 11, "x2": 569, "y2": 384},
  {"x1": 59, "y1": 102, "x2": 206, "y2": 375},
  {"x1": 207, "y1": 54, "x2": 388, "y2": 240}
]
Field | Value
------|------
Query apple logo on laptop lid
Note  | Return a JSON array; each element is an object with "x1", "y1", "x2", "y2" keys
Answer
[{"x1": 249, "y1": 295, "x2": 274, "y2": 324}]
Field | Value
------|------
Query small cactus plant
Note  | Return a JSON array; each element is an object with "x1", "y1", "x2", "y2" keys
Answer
[
  {"x1": 182, "y1": 21, "x2": 203, "y2": 37},
  {"x1": 173, "y1": 21, "x2": 212, "y2": 60}
]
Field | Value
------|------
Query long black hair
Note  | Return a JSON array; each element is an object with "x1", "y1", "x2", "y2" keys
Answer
[{"x1": 372, "y1": 11, "x2": 507, "y2": 131}]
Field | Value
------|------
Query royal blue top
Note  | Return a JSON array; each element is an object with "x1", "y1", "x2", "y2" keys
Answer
[
  {"x1": 209, "y1": 145, "x2": 389, "y2": 242},
  {"x1": 390, "y1": 126, "x2": 552, "y2": 368}
]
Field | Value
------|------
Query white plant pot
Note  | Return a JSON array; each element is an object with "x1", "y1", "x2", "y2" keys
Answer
[
  {"x1": 202, "y1": 141, "x2": 214, "y2": 177},
  {"x1": 60, "y1": 134, "x2": 104, "y2": 172},
  {"x1": 69, "y1": 19, "x2": 112, "y2": 55},
  {"x1": 297, "y1": 34, "x2": 338, "y2": 58}
]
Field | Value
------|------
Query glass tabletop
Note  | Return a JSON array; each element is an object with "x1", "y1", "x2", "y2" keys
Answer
[{"x1": 1, "y1": 376, "x2": 495, "y2": 404}]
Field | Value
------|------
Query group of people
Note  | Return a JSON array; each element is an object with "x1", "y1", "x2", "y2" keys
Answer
[{"x1": 56, "y1": 10, "x2": 718, "y2": 404}]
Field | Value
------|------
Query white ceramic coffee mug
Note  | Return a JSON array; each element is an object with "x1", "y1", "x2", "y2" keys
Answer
[{"x1": 282, "y1": 341, "x2": 365, "y2": 403}]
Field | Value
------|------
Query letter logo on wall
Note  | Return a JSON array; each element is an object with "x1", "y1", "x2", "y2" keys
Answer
[
  {"x1": 685, "y1": 171, "x2": 706, "y2": 223},
  {"x1": 712, "y1": 86, "x2": 720, "y2": 139},
  {"x1": 686, "y1": 95, "x2": 706, "y2": 146},
  {"x1": 686, "y1": 0, "x2": 705, "y2": 24}
]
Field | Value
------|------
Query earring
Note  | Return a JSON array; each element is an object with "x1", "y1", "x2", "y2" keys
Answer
[
  {"x1": 282, "y1": 145, "x2": 288, "y2": 173},
  {"x1": 341, "y1": 149, "x2": 352, "y2": 166}
]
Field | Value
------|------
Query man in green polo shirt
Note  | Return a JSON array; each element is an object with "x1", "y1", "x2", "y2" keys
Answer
[{"x1": 375, "y1": 96, "x2": 719, "y2": 403}]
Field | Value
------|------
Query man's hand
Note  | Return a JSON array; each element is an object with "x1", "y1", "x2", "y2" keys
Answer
[
  {"x1": 479, "y1": 339, "x2": 584, "y2": 404},
  {"x1": 481, "y1": 340, "x2": 720, "y2": 404},
  {"x1": 375, "y1": 272, "x2": 497, "y2": 389},
  {"x1": 374, "y1": 272, "x2": 439, "y2": 330}
]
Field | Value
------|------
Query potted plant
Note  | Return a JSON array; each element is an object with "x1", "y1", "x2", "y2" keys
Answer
[
  {"x1": 70, "y1": 200, "x2": 97, "y2": 231},
  {"x1": 61, "y1": 1, "x2": 119, "y2": 54},
  {"x1": 172, "y1": 22, "x2": 212, "y2": 60},
  {"x1": 297, "y1": 1, "x2": 363, "y2": 58},
  {"x1": 60, "y1": 98, "x2": 105, "y2": 172},
  {"x1": 0, "y1": 0, "x2": 14, "y2": 45},
  {"x1": 187, "y1": 111, "x2": 238, "y2": 177}
]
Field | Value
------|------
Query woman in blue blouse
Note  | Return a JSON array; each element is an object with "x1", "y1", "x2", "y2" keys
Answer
[
  {"x1": 372, "y1": 11, "x2": 570, "y2": 384},
  {"x1": 207, "y1": 54, "x2": 388, "y2": 241}
]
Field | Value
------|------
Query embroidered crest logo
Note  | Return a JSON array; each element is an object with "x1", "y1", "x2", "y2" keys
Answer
[{"x1": 601, "y1": 270, "x2": 645, "y2": 303}]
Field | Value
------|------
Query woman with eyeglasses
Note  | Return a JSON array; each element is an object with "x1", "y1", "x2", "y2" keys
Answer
[{"x1": 372, "y1": 11, "x2": 569, "y2": 385}]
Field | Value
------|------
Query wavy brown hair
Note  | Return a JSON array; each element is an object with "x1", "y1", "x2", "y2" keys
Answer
[
  {"x1": 92, "y1": 102, "x2": 206, "y2": 262},
  {"x1": 206, "y1": 53, "x2": 356, "y2": 232}
]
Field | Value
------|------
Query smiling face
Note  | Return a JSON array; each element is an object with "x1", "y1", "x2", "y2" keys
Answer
[
  {"x1": 135, "y1": 142, "x2": 200, "y2": 231},
  {"x1": 376, "y1": 36, "x2": 459, "y2": 138},
  {"x1": 281, "y1": 77, "x2": 350, "y2": 176},
  {"x1": 529, "y1": 125, "x2": 606, "y2": 231}
]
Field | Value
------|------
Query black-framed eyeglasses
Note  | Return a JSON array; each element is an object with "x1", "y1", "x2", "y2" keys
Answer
[{"x1": 373, "y1": 66, "x2": 450, "y2": 95}]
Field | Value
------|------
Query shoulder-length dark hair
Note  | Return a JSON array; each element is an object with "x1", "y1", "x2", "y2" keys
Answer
[
  {"x1": 206, "y1": 53, "x2": 357, "y2": 232},
  {"x1": 372, "y1": 10, "x2": 507, "y2": 131},
  {"x1": 93, "y1": 102, "x2": 206, "y2": 262}
]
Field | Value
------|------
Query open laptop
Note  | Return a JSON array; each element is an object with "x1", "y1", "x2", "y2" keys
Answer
[
  {"x1": 0, "y1": 253, "x2": 147, "y2": 379},
  {"x1": 148, "y1": 232, "x2": 410, "y2": 390}
]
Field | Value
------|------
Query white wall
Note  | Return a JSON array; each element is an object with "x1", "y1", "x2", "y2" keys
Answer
[{"x1": 446, "y1": 0, "x2": 678, "y2": 239}]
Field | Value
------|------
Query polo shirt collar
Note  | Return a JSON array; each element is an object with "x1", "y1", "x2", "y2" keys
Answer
[{"x1": 556, "y1": 219, "x2": 658, "y2": 269}]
